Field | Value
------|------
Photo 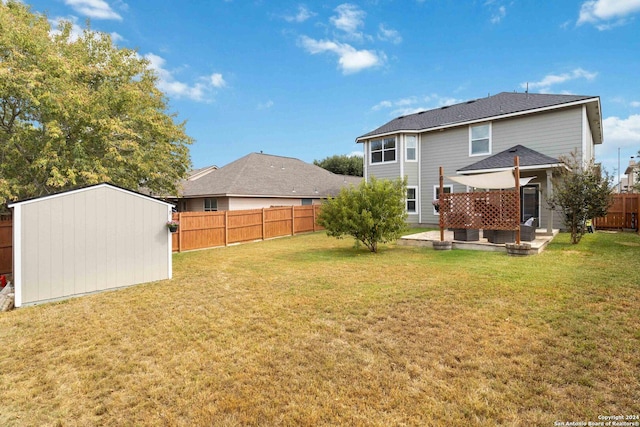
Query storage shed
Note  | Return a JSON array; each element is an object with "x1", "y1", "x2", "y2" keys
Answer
[{"x1": 8, "y1": 183, "x2": 173, "y2": 307}]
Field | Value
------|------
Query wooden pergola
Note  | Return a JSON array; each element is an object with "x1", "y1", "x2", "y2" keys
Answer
[{"x1": 439, "y1": 156, "x2": 523, "y2": 244}]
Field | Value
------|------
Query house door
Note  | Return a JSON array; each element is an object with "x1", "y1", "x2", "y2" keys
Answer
[{"x1": 520, "y1": 185, "x2": 539, "y2": 223}]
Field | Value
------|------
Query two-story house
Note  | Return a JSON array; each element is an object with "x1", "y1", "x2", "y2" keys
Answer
[{"x1": 356, "y1": 92, "x2": 603, "y2": 233}]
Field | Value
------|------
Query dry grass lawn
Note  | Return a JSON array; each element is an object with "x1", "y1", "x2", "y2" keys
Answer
[{"x1": 0, "y1": 230, "x2": 639, "y2": 426}]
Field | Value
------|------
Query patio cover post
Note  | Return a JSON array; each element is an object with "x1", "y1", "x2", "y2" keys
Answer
[
  {"x1": 514, "y1": 156, "x2": 521, "y2": 244},
  {"x1": 439, "y1": 166, "x2": 444, "y2": 242}
]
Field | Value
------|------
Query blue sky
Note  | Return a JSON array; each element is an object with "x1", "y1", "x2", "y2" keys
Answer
[{"x1": 25, "y1": 0, "x2": 640, "y2": 182}]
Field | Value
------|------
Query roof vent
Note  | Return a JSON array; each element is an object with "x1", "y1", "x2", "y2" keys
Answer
[
  {"x1": 466, "y1": 100, "x2": 476, "y2": 104},
  {"x1": 509, "y1": 147, "x2": 518, "y2": 153},
  {"x1": 441, "y1": 105, "x2": 450, "y2": 109},
  {"x1": 397, "y1": 115, "x2": 405, "y2": 119},
  {"x1": 418, "y1": 111, "x2": 426, "y2": 115}
]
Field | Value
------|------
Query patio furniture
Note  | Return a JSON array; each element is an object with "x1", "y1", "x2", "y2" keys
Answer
[
  {"x1": 451, "y1": 228, "x2": 480, "y2": 241},
  {"x1": 520, "y1": 218, "x2": 538, "y2": 242},
  {"x1": 486, "y1": 229, "x2": 516, "y2": 244}
]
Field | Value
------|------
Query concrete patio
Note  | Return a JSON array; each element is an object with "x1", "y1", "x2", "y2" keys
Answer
[{"x1": 398, "y1": 229, "x2": 559, "y2": 255}]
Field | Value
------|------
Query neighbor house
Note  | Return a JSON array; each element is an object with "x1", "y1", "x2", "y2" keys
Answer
[
  {"x1": 356, "y1": 92, "x2": 603, "y2": 232},
  {"x1": 169, "y1": 152, "x2": 362, "y2": 211},
  {"x1": 620, "y1": 158, "x2": 638, "y2": 193}
]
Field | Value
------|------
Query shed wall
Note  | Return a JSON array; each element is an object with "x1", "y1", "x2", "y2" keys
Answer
[{"x1": 19, "y1": 186, "x2": 169, "y2": 306}]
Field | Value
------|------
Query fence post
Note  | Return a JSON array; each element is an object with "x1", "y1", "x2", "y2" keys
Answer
[
  {"x1": 224, "y1": 211, "x2": 228, "y2": 246},
  {"x1": 178, "y1": 212, "x2": 182, "y2": 253},
  {"x1": 291, "y1": 205, "x2": 295, "y2": 236},
  {"x1": 313, "y1": 205, "x2": 316, "y2": 232},
  {"x1": 262, "y1": 208, "x2": 266, "y2": 241}
]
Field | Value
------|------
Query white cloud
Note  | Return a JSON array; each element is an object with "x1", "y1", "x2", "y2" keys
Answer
[
  {"x1": 330, "y1": 3, "x2": 366, "y2": 39},
  {"x1": 595, "y1": 114, "x2": 640, "y2": 178},
  {"x1": 257, "y1": 100, "x2": 274, "y2": 110},
  {"x1": 490, "y1": 6, "x2": 506, "y2": 23},
  {"x1": 299, "y1": 36, "x2": 384, "y2": 74},
  {"x1": 49, "y1": 15, "x2": 123, "y2": 43},
  {"x1": 372, "y1": 94, "x2": 462, "y2": 116},
  {"x1": 523, "y1": 68, "x2": 598, "y2": 92},
  {"x1": 144, "y1": 53, "x2": 226, "y2": 102},
  {"x1": 377, "y1": 24, "x2": 402, "y2": 44},
  {"x1": 348, "y1": 151, "x2": 363, "y2": 157},
  {"x1": 64, "y1": 0, "x2": 122, "y2": 21},
  {"x1": 630, "y1": 101, "x2": 640, "y2": 108},
  {"x1": 210, "y1": 73, "x2": 226, "y2": 88},
  {"x1": 577, "y1": 0, "x2": 640, "y2": 29},
  {"x1": 603, "y1": 115, "x2": 640, "y2": 146},
  {"x1": 284, "y1": 5, "x2": 315, "y2": 23},
  {"x1": 372, "y1": 100, "x2": 393, "y2": 111}
]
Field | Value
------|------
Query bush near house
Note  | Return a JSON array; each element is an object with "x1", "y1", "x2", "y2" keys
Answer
[{"x1": 317, "y1": 176, "x2": 408, "y2": 252}]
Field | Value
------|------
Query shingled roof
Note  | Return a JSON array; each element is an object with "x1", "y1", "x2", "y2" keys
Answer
[
  {"x1": 178, "y1": 153, "x2": 362, "y2": 198},
  {"x1": 356, "y1": 92, "x2": 602, "y2": 143},
  {"x1": 457, "y1": 145, "x2": 563, "y2": 174}
]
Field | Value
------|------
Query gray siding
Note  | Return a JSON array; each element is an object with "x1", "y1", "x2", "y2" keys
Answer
[
  {"x1": 404, "y1": 162, "x2": 419, "y2": 186},
  {"x1": 18, "y1": 186, "x2": 170, "y2": 306},
  {"x1": 492, "y1": 107, "x2": 584, "y2": 162},
  {"x1": 418, "y1": 106, "x2": 586, "y2": 226},
  {"x1": 420, "y1": 127, "x2": 471, "y2": 225},
  {"x1": 364, "y1": 140, "x2": 401, "y2": 180}
]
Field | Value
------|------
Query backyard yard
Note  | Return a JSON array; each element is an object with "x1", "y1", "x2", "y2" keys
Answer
[{"x1": 0, "y1": 230, "x2": 638, "y2": 426}]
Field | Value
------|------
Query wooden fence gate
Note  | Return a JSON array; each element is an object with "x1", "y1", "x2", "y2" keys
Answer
[{"x1": 594, "y1": 194, "x2": 640, "y2": 230}]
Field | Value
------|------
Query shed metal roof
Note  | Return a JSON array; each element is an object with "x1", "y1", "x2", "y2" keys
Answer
[{"x1": 8, "y1": 182, "x2": 174, "y2": 208}]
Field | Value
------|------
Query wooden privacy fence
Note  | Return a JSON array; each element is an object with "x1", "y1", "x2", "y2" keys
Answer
[
  {"x1": 595, "y1": 194, "x2": 640, "y2": 230},
  {"x1": 0, "y1": 219, "x2": 11, "y2": 275},
  {"x1": 171, "y1": 205, "x2": 323, "y2": 252}
]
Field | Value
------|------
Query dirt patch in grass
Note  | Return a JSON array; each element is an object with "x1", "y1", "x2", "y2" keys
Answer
[{"x1": 0, "y1": 231, "x2": 638, "y2": 425}]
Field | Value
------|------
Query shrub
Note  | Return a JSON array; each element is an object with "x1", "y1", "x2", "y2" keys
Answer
[{"x1": 317, "y1": 176, "x2": 408, "y2": 252}]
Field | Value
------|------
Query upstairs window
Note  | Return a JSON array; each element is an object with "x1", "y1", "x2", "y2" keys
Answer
[
  {"x1": 405, "y1": 135, "x2": 417, "y2": 161},
  {"x1": 470, "y1": 123, "x2": 491, "y2": 156},
  {"x1": 370, "y1": 137, "x2": 396, "y2": 164}
]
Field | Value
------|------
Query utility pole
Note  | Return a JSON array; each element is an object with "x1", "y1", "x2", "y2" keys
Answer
[{"x1": 618, "y1": 147, "x2": 621, "y2": 193}]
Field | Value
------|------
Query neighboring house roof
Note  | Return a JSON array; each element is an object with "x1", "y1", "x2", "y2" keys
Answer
[
  {"x1": 186, "y1": 165, "x2": 218, "y2": 181},
  {"x1": 457, "y1": 145, "x2": 564, "y2": 174},
  {"x1": 356, "y1": 92, "x2": 603, "y2": 144},
  {"x1": 176, "y1": 152, "x2": 362, "y2": 198}
]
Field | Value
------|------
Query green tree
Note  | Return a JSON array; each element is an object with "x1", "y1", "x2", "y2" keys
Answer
[
  {"x1": 547, "y1": 151, "x2": 613, "y2": 244},
  {"x1": 314, "y1": 154, "x2": 363, "y2": 177},
  {"x1": 317, "y1": 176, "x2": 408, "y2": 253},
  {"x1": 0, "y1": 1, "x2": 192, "y2": 207}
]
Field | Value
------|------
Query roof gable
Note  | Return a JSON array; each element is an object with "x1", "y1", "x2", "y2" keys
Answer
[
  {"x1": 357, "y1": 92, "x2": 602, "y2": 143},
  {"x1": 457, "y1": 145, "x2": 563, "y2": 174}
]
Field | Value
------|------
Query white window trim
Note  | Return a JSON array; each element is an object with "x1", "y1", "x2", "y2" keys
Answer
[
  {"x1": 405, "y1": 135, "x2": 418, "y2": 162},
  {"x1": 204, "y1": 198, "x2": 217, "y2": 212},
  {"x1": 469, "y1": 123, "x2": 492, "y2": 157},
  {"x1": 433, "y1": 184, "x2": 453, "y2": 215},
  {"x1": 406, "y1": 186, "x2": 418, "y2": 214},
  {"x1": 369, "y1": 137, "x2": 398, "y2": 165}
]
